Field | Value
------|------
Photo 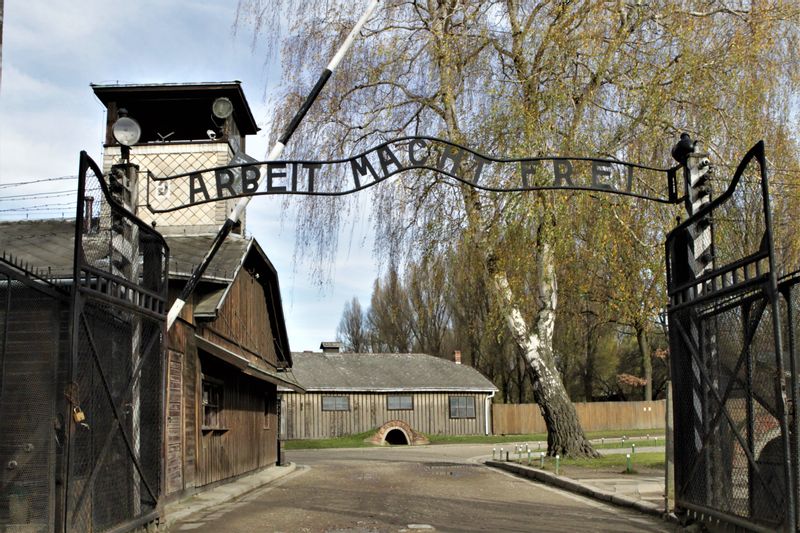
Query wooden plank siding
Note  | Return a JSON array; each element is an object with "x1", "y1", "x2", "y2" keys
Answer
[
  {"x1": 196, "y1": 355, "x2": 277, "y2": 487},
  {"x1": 183, "y1": 328, "x2": 198, "y2": 490},
  {"x1": 199, "y1": 269, "x2": 280, "y2": 371},
  {"x1": 281, "y1": 392, "x2": 491, "y2": 440},
  {"x1": 492, "y1": 400, "x2": 666, "y2": 435},
  {"x1": 165, "y1": 351, "x2": 184, "y2": 494},
  {"x1": 164, "y1": 270, "x2": 282, "y2": 498}
]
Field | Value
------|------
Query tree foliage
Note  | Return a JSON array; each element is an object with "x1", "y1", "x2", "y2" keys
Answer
[
  {"x1": 238, "y1": 0, "x2": 800, "y2": 456},
  {"x1": 336, "y1": 296, "x2": 370, "y2": 352}
]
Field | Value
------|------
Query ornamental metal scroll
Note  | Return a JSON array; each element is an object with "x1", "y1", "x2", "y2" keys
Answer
[{"x1": 146, "y1": 136, "x2": 681, "y2": 213}]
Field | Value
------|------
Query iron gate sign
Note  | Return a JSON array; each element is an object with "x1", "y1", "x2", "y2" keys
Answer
[{"x1": 147, "y1": 136, "x2": 680, "y2": 212}]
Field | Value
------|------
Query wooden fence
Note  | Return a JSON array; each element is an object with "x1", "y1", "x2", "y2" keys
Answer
[{"x1": 492, "y1": 400, "x2": 665, "y2": 435}]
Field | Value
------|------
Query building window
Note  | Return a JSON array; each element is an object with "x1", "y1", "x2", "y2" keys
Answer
[
  {"x1": 202, "y1": 380, "x2": 224, "y2": 429},
  {"x1": 387, "y1": 395, "x2": 413, "y2": 411},
  {"x1": 449, "y1": 396, "x2": 476, "y2": 419},
  {"x1": 321, "y1": 396, "x2": 349, "y2": 411}
]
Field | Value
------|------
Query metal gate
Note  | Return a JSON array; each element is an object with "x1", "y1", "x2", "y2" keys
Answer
[
  {"x1": 666, "y1": 141, "x2": 798, "y2": 531},
  {"x1": 0, "y1": 257, "x2": 70, "y2": 533},
  {"x1": 63, "y1": 152, "x2": 168, "y2": 532}
]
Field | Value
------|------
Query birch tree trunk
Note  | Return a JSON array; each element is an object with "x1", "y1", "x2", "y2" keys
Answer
[{"x1": 493, "y1": 245, "x2": 598, "y2": 457}]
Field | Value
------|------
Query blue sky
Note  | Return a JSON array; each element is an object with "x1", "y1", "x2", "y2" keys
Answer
[{"x1": 0, "y1": 0, "x2": 375, "y2": 351}]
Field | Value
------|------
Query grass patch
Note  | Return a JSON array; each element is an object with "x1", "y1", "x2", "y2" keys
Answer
[
  {"x1": 562, "y1": 451, "x2": 664, "y2": 470},
  {"x1": 514, "y1": 451, "x2": 665, "y2": 473},
  {"x1": 282, "y1": 429, "x2": 375, "y2": 450},
  {"x1": 592, "y1": 438, "x2": 665, "y2": 450},
  {"x1": 426, "y1": 428, "x2": 663, "y2": 446},
  {"x1": 284, "y1": 428, "x2": 665, "y2": 450}
]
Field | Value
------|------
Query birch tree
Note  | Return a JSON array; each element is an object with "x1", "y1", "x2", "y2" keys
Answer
[{"x1": 238, "y1": 0, "x2": 800, "y2": 456}]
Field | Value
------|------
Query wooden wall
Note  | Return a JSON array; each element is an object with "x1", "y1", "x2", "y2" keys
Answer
[
  {"x1": 195, "y1": 354, "x2": 277, "y2": 487},
  {"x1": 492, "y1": 400, "x2": 666, "y2": 435},
  {"x1": 164, "y1": 253, "x2": 285, "y2": 500},
  {"x1": 199, "y1": 269, "x2": 279, "y2": 370},
  {"x1": 281, "y1": 392, "x2": 491, "y2": 440}
]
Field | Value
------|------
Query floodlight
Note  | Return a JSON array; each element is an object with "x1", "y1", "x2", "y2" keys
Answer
[
  {"x1": 212, "y1": 97, "x2": 234, "y2": 119},
  {"x1": 112, "y1": 116, "x2": 141, "y2": 146}
]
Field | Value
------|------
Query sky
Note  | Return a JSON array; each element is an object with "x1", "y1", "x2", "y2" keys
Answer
[{"x1": 0, "y1": 0, "x2": 377, "y2": 351}]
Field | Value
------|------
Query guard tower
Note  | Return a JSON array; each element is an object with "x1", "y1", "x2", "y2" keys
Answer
[{"x1": 92, "y1": 82, "x2": 260, "y2": 236}]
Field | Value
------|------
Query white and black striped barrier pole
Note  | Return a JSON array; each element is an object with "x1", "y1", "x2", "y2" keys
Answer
[
  {"x1": 166, "y1": 0, "x2": 381, "y2": 330},
  {"x1": 672, "y1": 132, "x2": 714, "y2": 462}
]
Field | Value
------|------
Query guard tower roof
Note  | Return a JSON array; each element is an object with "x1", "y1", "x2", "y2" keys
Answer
[{"x1": 91, "y1": 81, "x2": 260, "y2": 143}]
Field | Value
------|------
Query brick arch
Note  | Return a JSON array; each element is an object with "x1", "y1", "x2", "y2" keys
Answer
[{"x1": 368, "y1": 419, "x2": 430, "y2": 446}]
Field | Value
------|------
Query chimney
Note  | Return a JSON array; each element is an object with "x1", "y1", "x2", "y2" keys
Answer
[
  {"x1": 454, "y1": 350, "x2": 462, "y2": 365},
  {"x1": 320, "y1": 341, "x2": 343, "y2": 354},
  {"x1": 83, "y1": 196, "x2": 95, "y2": 233}
]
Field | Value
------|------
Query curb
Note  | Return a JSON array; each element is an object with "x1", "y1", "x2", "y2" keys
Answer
[
  {"x1": 163, "y1": 462, "x2": 297, "y2": 527},
  {"x1": 485, "y1": 460, "x2": 667, "y2": 520}
]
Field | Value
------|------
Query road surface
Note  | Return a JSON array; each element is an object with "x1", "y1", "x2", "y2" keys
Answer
[{"x1": 172, "y1": 444, "x2": 676, "y2": 532}]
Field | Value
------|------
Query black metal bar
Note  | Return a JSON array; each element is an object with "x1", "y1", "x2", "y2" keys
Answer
[
  {"x1": 700, "y1": 316, "x2": 713, "y2": 508},
  {"x1": 782, "y1": 282, "x2": 800, "y2": 531},
  {"x1": 668, "y1": 275, "x2": 768, "y2": 314},
  {"x1": 0, "y1": 273, "x2": 9, "y2": 399},
  {"x1": 697, "y1": 285, "x2": 764, "y2": 319},
  {"x1": 668, "y1": 250, "x2": 769, "y2": 298},
  {"x1": 278, "y1": 69, "x2": 333, "y2": 145},
  {"x1": 64, "y1": 152, "x2": 90, "y2": 531},
  {"x1": 744, "y1": 301, "x2": 756, "y2": 520},
  {"x1": 757, "y1": 143, "x2": 796, "y2": 529},
  {"x1": 103, "y1": 509, "x2": 160, "y2": 533},
  {"x1": 667, "y1": 141, "x2": 764, "y2": 244},
  {"x1": 678, "y1": 500, "x2": 777, "y2": 533},
  {"x1": 78, "y1": 267, "x2": 166, "y2": 320}
]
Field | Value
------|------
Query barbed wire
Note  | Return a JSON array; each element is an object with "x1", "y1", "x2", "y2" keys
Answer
[
  {"x1": 0, "y1": 189, "x2": 77, "y2": 201},
  {"x1": 0, "y1": 202, "x2": 76, "y2": 213},
  {"x1": 0, "y1": 175, "x2": 79, "y2": 189}
]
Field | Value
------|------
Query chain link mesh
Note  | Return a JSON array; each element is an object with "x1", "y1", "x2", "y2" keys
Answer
[
  {"x1": 0, "y1": 269, "x2": 69, "y2": 532},
  {"x1": 103, "y1": 143, "x2": 243, "y2": 238}
]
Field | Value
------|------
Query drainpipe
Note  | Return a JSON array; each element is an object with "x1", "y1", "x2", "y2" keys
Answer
[{"x1": 485, "y1": 390, "x2": 496, "y2": 435}]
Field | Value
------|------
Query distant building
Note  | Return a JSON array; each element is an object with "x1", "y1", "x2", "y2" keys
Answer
[{"x1": 281, "y1": 344, "x2": 497, "y2": 442}]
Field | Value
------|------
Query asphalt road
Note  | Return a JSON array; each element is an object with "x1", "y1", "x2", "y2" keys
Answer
[{"x1": 172, "y1": 444, "x2": 677, "y2": 532}]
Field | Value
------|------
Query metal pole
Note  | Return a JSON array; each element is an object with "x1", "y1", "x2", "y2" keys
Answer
[
  {"x1": 665, "y1": 380, "x2": 675, "y2": 513},
  {"x1": 165, "y1": 0, "x2": 381, "y2": 330},
  {"x1": 756, "y1": 142, "x2": 796, "y2": 530}
]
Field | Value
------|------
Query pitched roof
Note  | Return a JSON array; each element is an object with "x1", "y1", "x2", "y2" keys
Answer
[
  {"x1": 165, "y1": 235, "x2": 292, "y2": 365},
  {"x1": 0, "y1": 219, "x2": 76, "y2": 278},
  {"x1": 165, "y1": 234, "x2": 249, "y2": 282},
  {"x1": 287, "y1": 352, "x2": 497, "y2": 392},
  {"x1": 0, "y1": 220, "x2": 250, "y2": 283}
]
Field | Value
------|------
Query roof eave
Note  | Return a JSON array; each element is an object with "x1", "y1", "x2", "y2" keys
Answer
[
  {"x1": 289, "y1": 387, "x2": 499, "y2": 393},
  {"x1": 90, "y1": 81, "x2": 260, "y2": 135}
]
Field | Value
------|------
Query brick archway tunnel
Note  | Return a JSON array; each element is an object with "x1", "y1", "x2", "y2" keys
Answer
[{"x1": 368, "y1": 420, "x2": 430, "y2": 446}]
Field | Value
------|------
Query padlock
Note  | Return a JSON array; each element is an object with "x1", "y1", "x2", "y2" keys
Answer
[{"x1": 72, "y1": 407, "x2": 86, "y2": 423}]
